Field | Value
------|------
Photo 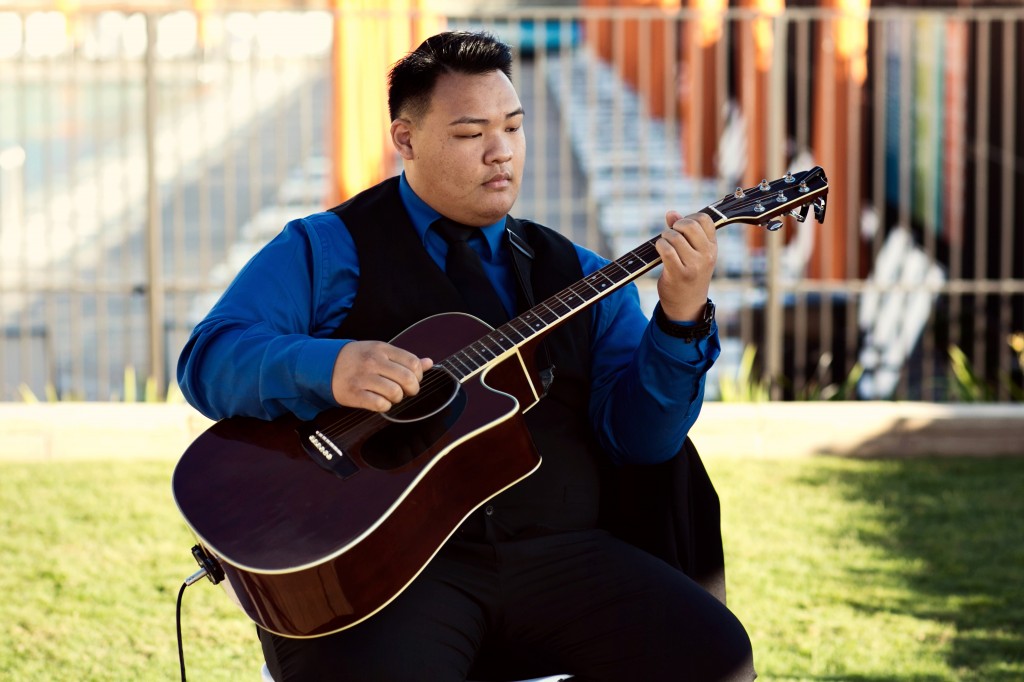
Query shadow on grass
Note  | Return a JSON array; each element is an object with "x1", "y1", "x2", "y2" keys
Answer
[
  {"x1": 810, "y1": 456, "x2": 1024, "y2": 681},
  {"x1": 792, "y1": 677, "x2": 948, "y2": 682}
]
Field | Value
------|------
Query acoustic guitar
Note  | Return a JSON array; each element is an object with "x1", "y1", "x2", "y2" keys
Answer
[{"x1": 172, "y1": 167, "x2": 829, "y2": 638}]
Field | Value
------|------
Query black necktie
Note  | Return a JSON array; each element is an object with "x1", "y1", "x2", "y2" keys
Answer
[{"x1": 433, "y1": 218, "x2": 509, "y2": 329}]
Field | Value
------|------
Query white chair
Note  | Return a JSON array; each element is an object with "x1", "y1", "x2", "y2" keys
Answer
[{"x1": 261, "y1": 662, "x2": 571, "y2": 681}]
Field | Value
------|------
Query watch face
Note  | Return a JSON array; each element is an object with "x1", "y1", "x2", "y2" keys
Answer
[{"x1": 704, "y1": 301, "x2": 716, "y2": 322}]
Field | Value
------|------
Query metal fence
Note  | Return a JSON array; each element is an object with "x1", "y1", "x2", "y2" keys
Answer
[{"x1": 1, "y1": 4, "x2": 1021, "y2": 402}]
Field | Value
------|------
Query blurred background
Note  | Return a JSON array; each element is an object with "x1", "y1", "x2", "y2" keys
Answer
[{"x1": 0, "y1": 0, "x2": 1021, "y2": 404}]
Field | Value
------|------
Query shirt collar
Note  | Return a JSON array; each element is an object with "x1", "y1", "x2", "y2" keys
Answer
[{"x1": 398, "y1": 172, "x2": 507, "y2": 259}]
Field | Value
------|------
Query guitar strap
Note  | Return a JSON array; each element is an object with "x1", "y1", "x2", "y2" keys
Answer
[{"x1": 504, "y1": 217, "x2": 556, "y2": 396}]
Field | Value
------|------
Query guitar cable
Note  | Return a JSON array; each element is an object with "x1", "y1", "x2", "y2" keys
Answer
[{"x1": 176, "y1": 545, "x2": 225, "y2": 682}]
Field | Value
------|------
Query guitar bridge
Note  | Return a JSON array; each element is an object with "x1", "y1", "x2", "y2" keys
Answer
[{"x1": 297, "y1": 426, "x2": 360, "y2": 479}]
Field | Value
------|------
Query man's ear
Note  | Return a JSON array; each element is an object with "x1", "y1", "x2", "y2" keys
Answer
[{"x1": 390, "y1": 119, "x2": 415, "y2": 160}]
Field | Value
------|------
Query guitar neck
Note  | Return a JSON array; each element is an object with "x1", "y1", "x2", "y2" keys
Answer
[
  {"x1": 438, "y1": 234, "x2": 664, "y2": 382},
  {"x1": 436, "y1": 165, "x2": 829, "y2": 383}
]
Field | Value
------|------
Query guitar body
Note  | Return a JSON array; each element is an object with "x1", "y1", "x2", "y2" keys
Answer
[{"x1": 172, "y1": 313, "x2": 543, "y2": 638}]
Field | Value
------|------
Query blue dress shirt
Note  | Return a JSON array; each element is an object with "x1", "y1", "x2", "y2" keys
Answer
[{"x1": 177, "y1": 174, "x2": 720, "y2": 465}]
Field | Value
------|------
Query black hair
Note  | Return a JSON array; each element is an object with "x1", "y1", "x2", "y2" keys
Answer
[{"x1": 387, "y1": 31, "x2": 513, "y2": 122}]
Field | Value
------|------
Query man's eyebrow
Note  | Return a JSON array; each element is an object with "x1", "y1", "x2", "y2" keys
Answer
[{"x1": 448, "y1": 108, "x2": 526, "y2": 126}]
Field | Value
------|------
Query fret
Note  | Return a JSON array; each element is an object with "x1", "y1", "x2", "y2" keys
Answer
[
  {"x1": 460, "y1": 351, "x2": 483, "y2": 374},
  {"x1": 507, "y1": 317, "x2": 535, "y2": 339},
  {"x1": 558, "y1": 290, "x2": 585, "y2": 310},
  {"x1": 486, "y1": 329, "x2": 516, "y2": 352},
  {"x1": 533, "y1": 303, "x2": 561, "y2": 325},
  {"x1": 576, "y1": 276, "x2": 605, "y2": 299},
  {"x1": 602, "y1": 260, "x2": 633, "y2": 282},
  {"x1": 448, "y1": 352, "x2": 476, "y2": 376},
  {"x1": 609, "y1": 246, "x2": 656, "y2": 278},
  {"x1": 616, "y1": 253, "x2": 649, "y2": 274},
  {"x1": 471, "y1": 343, "x2": 495, "y2": 361},
  {"x1": 478, "y1": 336, "x2": 507, "y2": 359},
  {"x1": 583, "y1": 270, "x2": 616, "y2": 295},
  {"x1": 520, "y1": 311, "x2": 548, "y2": 334},
  {"x1": 440, "y1": 358, "x2": 467, "y2": 381},
  {"x1": 545, "y1": 294, "x2": 574, "y2": 317},
  {"x1": 464, "y1": 343, "x2": 492, "y2": 365},
  {"x1": 496, "y1": 323, "x2": 526, "y2": 344},
  {"x1": 479, "y1": 337, "x2": 503, "y2": 357}
]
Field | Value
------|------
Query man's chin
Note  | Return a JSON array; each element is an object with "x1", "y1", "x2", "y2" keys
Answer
[{"x1": 480, "y1": 193, "x2": 519, "y2": 221}]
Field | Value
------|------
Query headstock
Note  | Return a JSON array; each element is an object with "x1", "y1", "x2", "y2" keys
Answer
[{"x1": 701, "y1": 166, "x2": 829, "y2": 231}]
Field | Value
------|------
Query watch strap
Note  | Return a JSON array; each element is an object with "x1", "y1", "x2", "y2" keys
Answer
[{"x1": 654, "y1": 299, "x2": 715, "y2": 342}]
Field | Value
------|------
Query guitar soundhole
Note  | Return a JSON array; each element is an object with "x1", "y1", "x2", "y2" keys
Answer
[
  {"x1": 383, "y1": 367, "x2": 459, "y2": 423},
  {"x1": 362, "y1": 369, "x2": 466, "y2": 471}
]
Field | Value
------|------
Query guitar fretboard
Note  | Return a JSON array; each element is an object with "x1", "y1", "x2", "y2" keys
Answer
[{"x1": 438, "y1": 236, "x2": 662, "y2": 381}]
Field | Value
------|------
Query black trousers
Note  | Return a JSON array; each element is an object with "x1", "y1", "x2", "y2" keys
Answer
[{"x1": 260, "y1": 528, "x2": 755, "y2": 682}]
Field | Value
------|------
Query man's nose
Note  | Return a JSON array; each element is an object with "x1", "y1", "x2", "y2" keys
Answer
[{"x1": 485, "y1": 135, "x2": 513, "y2": 164}]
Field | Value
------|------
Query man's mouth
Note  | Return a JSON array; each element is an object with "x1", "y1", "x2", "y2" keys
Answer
[{"x1": 484, "y1": 172, "x2": 512, "y2": 188}]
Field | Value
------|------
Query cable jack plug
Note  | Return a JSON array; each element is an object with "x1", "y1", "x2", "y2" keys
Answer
[
  {"x1": 185, "y1": 544, "x2": 225, "y2": 586},
  {"x1": 178, "y1": 545, "x2": 225, "y2": 681}
]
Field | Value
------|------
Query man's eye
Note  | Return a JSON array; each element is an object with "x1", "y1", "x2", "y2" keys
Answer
[{"x1": 456, "y1": 133, "x2": 481, "y2": 139}]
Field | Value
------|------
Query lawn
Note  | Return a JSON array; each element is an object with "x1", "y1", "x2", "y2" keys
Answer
[
  {"x1": 1, "y1": 453, "x2": 1021, "y2": 681},
  {"x1": 712, "y1": 454, "x2": 1024, "y2": 681}
]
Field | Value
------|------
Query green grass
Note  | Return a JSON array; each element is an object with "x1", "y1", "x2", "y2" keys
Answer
[
  {"x1": 709, "y1": 455, "x2": 1024, "y2": 681},
  {"x1": 1, "y1": 455, "x2": 1022, "y2": 681},
  {"x1": 0, "y1": 460, "x2": 258, "y2": 681}
]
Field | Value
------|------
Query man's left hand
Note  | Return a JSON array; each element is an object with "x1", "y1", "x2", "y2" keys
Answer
[{"x1": 654, "y1": 211, "x2": 718, "y2": 322}]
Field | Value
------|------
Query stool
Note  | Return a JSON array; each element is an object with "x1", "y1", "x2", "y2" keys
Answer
[{"x1": 261, "y1": 662, "x2": 570, "y2": 681}]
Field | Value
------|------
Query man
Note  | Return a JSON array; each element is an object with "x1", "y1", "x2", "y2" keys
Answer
[{"x1": 178, "y1": 31, "x2": 754, "y2": 681}]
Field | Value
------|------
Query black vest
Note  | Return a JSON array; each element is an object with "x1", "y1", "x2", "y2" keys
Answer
[{"x1": 330, "y1": 177, "x2": 607, "y2": 535}]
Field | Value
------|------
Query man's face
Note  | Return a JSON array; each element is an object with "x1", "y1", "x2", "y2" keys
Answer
[{"x1": 395, "y1": 69, "x2": 525, "y2": 227}]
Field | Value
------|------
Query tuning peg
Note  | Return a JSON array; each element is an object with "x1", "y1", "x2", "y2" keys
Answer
[
  {"x1": 784, "y1": 171, "x2": 796, "y2": 183},
  {"x1": 766, "y1": 220, "x2": 783, "y2": 231},
  {"x1": 758, "y1": 178, "x2": 771, "y2": 192},
  {"x1": 813, "y1": 197, "x2": 827, "y2": 223},
  {"x1": 754, "y1": 200, "x2": 766, "y2": 213},
  {"x1": 733, "y1": 186, "x2": 746, "y2": 198},
  {"x1": 798, "y1": 180, "x2": 810, "y2": 193}
]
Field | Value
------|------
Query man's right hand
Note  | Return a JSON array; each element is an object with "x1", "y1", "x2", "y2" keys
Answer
[{"x1": 331, "y1": 340, "x2": 434, "y2": 412}]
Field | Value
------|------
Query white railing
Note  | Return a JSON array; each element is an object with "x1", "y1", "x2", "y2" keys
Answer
[{"x1": 0, "y1": 4, "x2": 1021, "y2": 402}]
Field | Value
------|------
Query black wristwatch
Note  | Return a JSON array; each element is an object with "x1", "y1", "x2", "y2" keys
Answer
[{"x1": 654, "y1": 299, "x2": 715, "y2": 342}]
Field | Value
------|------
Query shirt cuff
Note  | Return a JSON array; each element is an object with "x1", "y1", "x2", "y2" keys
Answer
[
  {"x1": 648, "y1": 316, "x2": 719, "y2": 366},
  {"x1": 294, "y1": 338, "x2": 350, "y2": 407}
]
